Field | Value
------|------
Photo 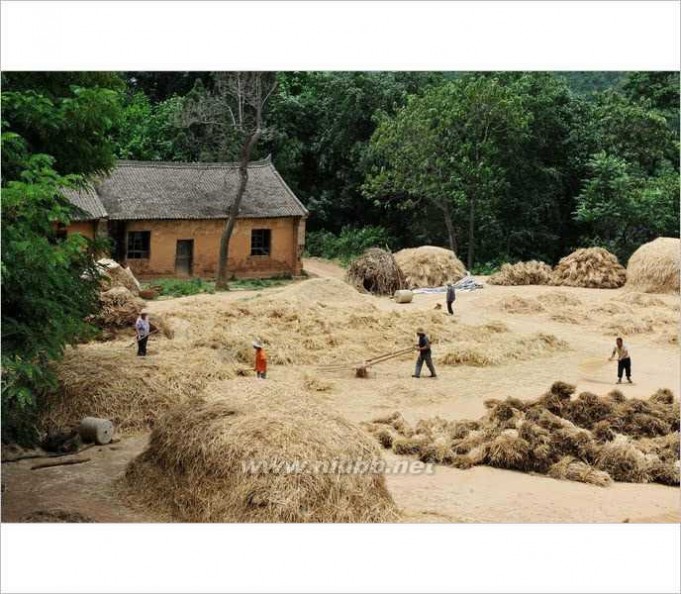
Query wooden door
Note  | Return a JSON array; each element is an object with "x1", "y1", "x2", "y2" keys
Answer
[{"x1": 175, "y1": 240, "x2": 194, "y2": 276}]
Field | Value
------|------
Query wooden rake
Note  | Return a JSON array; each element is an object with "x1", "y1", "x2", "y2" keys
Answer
[{"x1": 317, "y1": 346, "x2": 415, "y2": 378}]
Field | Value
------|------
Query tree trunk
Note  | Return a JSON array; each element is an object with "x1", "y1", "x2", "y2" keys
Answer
[
  {"x1": 215, "y1": 130, "x2": 261, "y2": 290},
  {"x1": 467, "y1": 195, "x2": 475, "y2": 271},
  {"x1": 442, "y1": 204, "x2": 458, "y2": 254}
]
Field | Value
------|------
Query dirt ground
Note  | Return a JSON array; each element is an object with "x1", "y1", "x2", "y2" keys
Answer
[{"x1": 2, "y1": 258, "x2": 679, "y2": 523}]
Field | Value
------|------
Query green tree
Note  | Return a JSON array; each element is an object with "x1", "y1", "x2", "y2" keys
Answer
[
  {"x1": 591, "y1": 90, "x2": 676, "y2": 175},
  {"x1": 116, "y1": 92, "x2": 194, "y2": 161},
  {"x1": 125, "y1": 71, "x2": 212, "y2": 103},
  {"x1": 366, "y1": 75, "x2": 530, "y2": 269},
  {"x1": 622, "y1": 72, "x2": 680, "y2": 113},
  {"x1": 575, "y1": 153, "x2": 679, "y2": 260},
  {"x1": 1, "y1": 73, "x2": 122, "y2": 443},
  {"x1": 492, "y1": 73, "x2": 596, "y2": 262},
  {"x1": 266, "y1": 72, "x2": 445, "y2": 233},
  {"x1": 1, "y1": 72, "x2": 123, "y2": 178}
]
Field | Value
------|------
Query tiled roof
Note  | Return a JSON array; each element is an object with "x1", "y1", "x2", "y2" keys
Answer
[
  {"x1": 80, "y1": 158, "x2": 308, "y2": 221},
  {"x1": 62, "y1": 186, "x2": 108, "y2": 220}
]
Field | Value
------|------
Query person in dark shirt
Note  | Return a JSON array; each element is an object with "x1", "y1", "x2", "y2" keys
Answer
[
  {"x1": 446, "y1": 282, "x2": 456, "y2": 315},
  {"x1": 412, "y1": 327, "x2": 437, "y2": 378}
]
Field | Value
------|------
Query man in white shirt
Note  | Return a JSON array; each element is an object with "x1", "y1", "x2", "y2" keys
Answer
[
  {"x1": 609, "y1": 337, "x2": 632, "y2": 384},
  {"x1": 135, "y1": 311, "x2": 151, "y2": 357}
]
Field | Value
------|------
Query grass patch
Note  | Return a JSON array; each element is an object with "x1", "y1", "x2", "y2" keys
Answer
[{"x1": 144, "y1": 276, "x2": 293, "y2": 298}]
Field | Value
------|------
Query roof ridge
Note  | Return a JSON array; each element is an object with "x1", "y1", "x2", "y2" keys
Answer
[
  {"x1": 266, "y1": 160, "x2": 309, "y2": 217},
  {"x1": 116, "y1": 159, "x2": 271, "y2": 169}
]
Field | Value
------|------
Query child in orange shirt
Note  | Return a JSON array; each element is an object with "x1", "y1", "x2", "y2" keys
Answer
[{"x1": 253, "y1": 340, "x2": 267, "y2": 379}]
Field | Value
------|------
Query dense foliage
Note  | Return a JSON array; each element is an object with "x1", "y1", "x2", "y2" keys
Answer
[
  {"x1": 305, "y1": 226, "x2": 395, "y2": 264},
  {"x1": 1, "y1": 73, "x2": 121, "y2": 443},
  {"x1": 116, "y1": 71, "x2": 678, "y2": 264}
]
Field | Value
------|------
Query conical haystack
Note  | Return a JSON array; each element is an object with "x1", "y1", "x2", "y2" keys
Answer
[
  {"x1": 346, "y1": 248, "x2": 406, "y2": 295},
  {"x1": 488, "y1": 261, "x2": 553, "y2": 286},
  {"x1": 625, "y1": 237, "x2": 680, "y2": 294},
  {"x1": 123, "y1": 381, "x2": 399, "y2": 522},
  {"x1": 551, "y1": 247, "x2": 626, "y2": 289},
  {"x1": 394, "y1": 246, "x2": 466, "y2": 289}
]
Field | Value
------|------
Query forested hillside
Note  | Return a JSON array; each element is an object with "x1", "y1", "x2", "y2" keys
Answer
[{"x1": 113, "y1": 70, "x2": 679, "y2": 268}]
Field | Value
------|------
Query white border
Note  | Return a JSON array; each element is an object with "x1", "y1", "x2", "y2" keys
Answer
[
  {"x1": 2, "y1": 523, "x2": 680, "y2": 593},
  {"x1": 1, "y1": 0, "x2": 679, "y2": 71},
  {"x1": 1, "y1": 1, "x2": 680, "y2": 593}
]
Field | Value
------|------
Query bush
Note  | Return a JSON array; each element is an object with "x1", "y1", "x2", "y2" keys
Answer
[
  {"x1": 2, "y1": 161, "x2": 102, "y2": 445},
  {"x1": 149, "y1": 276, "x2": 293, "y2": 297},
  {"x1": 305, "y1": 226, "x2": 394, "y2": 264},
  {"x1": 152, "y1": 277, "x2": 215, "y2": 297},
  {"x1": 471, "y1": 260, "x2": 503, "y2": 276}
]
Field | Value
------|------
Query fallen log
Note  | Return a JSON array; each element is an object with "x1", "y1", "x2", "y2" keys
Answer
[{"x1": 31, "y1": 457, "x2": 91, "y2": 470}]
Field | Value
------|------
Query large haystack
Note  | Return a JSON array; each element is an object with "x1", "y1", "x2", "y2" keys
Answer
[
  {"x1": 625, "y1": 237, "x2": 680, "y2": 294},
  {"x1": 551, "y1": 247, "x2": 626, "y2": 289},
  {"x1": 42, "y1": 342, "x2": 235, "y2": 432},
  {"x1": 95, "y1": 287, "x2": 146, "y2": 328},
  {"x1": 394, "y1": 246, "x2": 466, "y2": 289},
  {"x1": 123, "y1": 381, "x2": 399, "y2": 522},
  {"x1": 97, "y1": 258, "x2": 141, "y2": 295},
  {"x1": 346, "y1": 248, "x2": 406, "y2": 295},
  {"x1": 365, "y1": 382, "x2": 679, "y2": 487},
  {"x1": 488, "y1": 261, "x2": 553, "y2": 286}
]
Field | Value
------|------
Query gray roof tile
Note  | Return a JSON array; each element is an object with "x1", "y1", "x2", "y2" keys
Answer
[
  {"x1": 81, "y1": 159, "x2": 308, "y2": 221},
  {"x1": 63, "y1": 186, "x2": 108, "y2": 220}
]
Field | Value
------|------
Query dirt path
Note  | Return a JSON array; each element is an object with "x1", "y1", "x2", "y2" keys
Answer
[
  {"x1": 1, "y1": 437, "x2": 150, "y2": 522},
  {"x1": 303, "y1": 257, "x2": 346, "y2": 280},
  {"x1": 3, "y1": 262, "x2": 679, "y2": 523}
]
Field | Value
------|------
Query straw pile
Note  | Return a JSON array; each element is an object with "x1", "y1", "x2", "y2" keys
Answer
[
  {"x1": 97, "y1": 258, "x2": 141, "y2": 295},
  {"x1": 365, "y1": 382, "x2": 679, "y2": 487},
  {"x1": 123, "y1": 381, "x2": 399, "y2": 522},
  {"x1": 551, "y1": 247, "x2": 626, "y2": 288},
  {"x1": 492, "y1": 286, "x2": 675, "y2": 336},
  {"x1": 346, "y1": 248, "x2": 406, "y2": 295},
  {"x1": 44, "y1": 277, "x2": 568, "y2": 434},
  {"x1": 394, "y1": 246, "x2": 466, "y2": 288},
  {"x1": 536, "y1": 291, "x2": 583, "y2": 308},
  {"x1": 488, "y1": 261, "x2": 553, "y2": 286},
  {"x1": 438, "y1": 327, "x2": 568, "y2": 368},
  {"x1": 614, "y1": 292, "x2": 667, "y2": 308},
  {"x1": 625, "y1": 237, "x2": 680, "y2": 294},
  {"x1": 94, "y1": 287, "x2": 146, "y2": 328},
  {"x1": 497, "y1": 295, "x2": 545, "y2": 314},
  {"x1": 166, "y1": 281, "x2": 568, "y2": 370},
  {"x1": 41, "y1": 342, "x2": 236, "y2": 432}
]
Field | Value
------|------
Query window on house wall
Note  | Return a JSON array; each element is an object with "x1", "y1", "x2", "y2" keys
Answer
[
  {"x1": 250, "y1": 229, "x2": 271, "y2": 256},
  {"x1": 127, "y1": 231, "x2": 151, "y2": 259}
]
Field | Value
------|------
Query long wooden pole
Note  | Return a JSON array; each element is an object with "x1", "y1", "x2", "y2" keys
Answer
[{"x1": 317, "y1": 347, "x2": 414, "y2": 371}]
